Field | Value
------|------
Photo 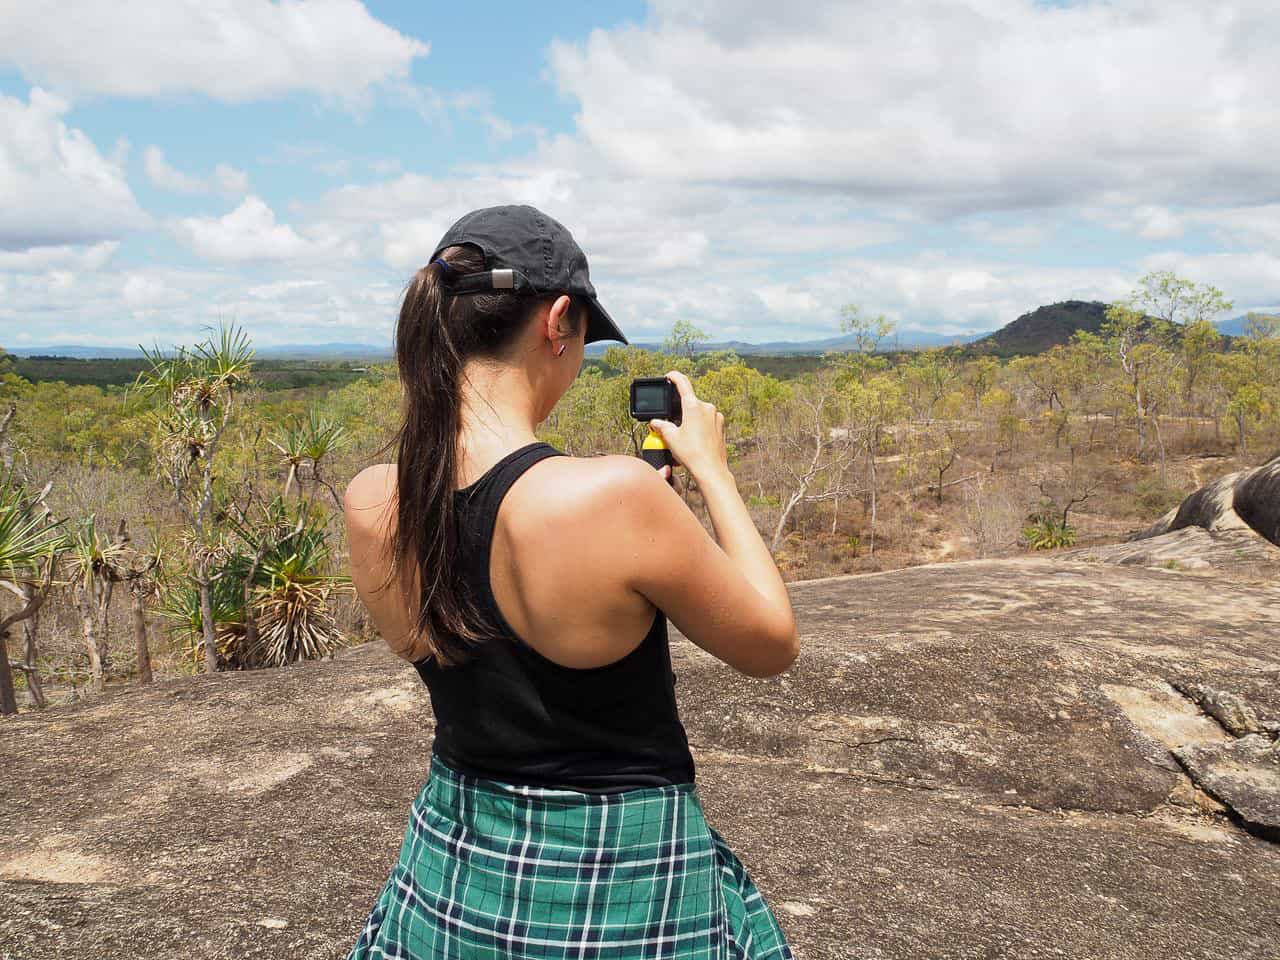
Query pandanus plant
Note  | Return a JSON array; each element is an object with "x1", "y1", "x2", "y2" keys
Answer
[
  {"x1": 66, "y1": 516, "x2": 163, "y2": 690},
  {"x1": 158, "y1": 498, "x2": 348, "y2": 670},
  {"x1": 0, "y1": 467, "x2": 66, "y2": 714},
  {"x1": 0, "y1": 471, "x2": 64, "y2": 582},
  {"x1": 269, "y1": 407, "x2": 348, "y2": 508},
  {"x1": 130, "y1": 323, "x2": 254, "y2": 674},
  {"x1": 243, "y1": 503, "x2": 348, "y2": 666},
  {"x1": 65, "y1": 516, "x2": 131, "y2": 690},
  {"x1": 157, "y1": 563, "x2": 245, "y2": 671}
]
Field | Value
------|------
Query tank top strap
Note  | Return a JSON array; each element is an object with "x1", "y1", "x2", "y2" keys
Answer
[
  {"x1": 456, "y1": 437, "x2": 563, "y2": 525},
  {"x1": 454, "y1": 441, "x2": 565, "y2": 596}
]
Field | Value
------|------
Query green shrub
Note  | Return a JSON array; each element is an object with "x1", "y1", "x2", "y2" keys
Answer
[{"x1": 1021, "y1": 514, "x2": 1078, "y2": 550}]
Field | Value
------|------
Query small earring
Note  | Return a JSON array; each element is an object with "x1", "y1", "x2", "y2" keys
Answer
[{"x1": 556, "y1": 343, "x2": 566, "y2": 356}]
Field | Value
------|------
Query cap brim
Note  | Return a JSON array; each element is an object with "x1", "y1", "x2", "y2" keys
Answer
[{"x1": 584, "y1": 297, "x2": 628, "y2": 345}]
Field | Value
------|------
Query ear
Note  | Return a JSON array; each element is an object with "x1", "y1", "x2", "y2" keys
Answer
[{"x1": 546, "y1": 294, "x2": 575, "y2": 343}]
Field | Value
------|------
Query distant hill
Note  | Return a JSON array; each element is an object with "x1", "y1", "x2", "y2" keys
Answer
[
  {"x1": 585, "y1": 327, "x2": 985, "y2": 358},
  {"x1": 3, "y1": 343, "x2": 393, "y2": 360},
  {"x1": 3, "y1": 345, "x2": 147, "y2": 359},
  {"x1": 968, "y1": 301, "x2": 1109, "y2": 357},
  {"x1": 4, "y1": 333, "x2": 986, "y2": 362},
  {"x1": 1215, "y1": 312, "x2": 1280, "y2": 337}
]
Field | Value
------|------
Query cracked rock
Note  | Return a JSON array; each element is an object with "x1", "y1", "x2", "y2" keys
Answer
[
  {"x1": 1174, "y1": 735, "x2": 1280, "y2": 834},
  {"x1": 1174, "y1": 681, "x2": 1276, "y2": 739}
]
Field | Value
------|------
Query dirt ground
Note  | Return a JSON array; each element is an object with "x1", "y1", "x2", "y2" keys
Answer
[{"x1": 3, "y1": 538, "x2": 1279, "y2": 959}]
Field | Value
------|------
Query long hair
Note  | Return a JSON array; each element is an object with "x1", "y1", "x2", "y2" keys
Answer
[{"x1": 376, "y1": 243, "x2": 582, "y2": 668}]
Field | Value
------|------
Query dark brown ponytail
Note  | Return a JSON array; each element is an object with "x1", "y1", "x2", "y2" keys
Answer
[{"x1": 378, "y1": 244, "x2": 581, "y2": 667}]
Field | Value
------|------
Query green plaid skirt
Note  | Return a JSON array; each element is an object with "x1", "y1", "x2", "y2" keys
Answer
[{"x1": 346, "y1": 755, "x2": 796, "y2": 959}]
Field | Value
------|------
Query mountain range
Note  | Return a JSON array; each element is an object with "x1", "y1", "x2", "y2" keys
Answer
[{"x1": 4, "y1": 307, "x2": 1272, "y2": 361}]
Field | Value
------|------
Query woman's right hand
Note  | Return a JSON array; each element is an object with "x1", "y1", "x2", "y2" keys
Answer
[{"x1": 648, "y1": 370, "x2": 728, "y2": 483}]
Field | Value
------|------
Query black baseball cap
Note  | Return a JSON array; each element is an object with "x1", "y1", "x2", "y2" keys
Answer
[{"x1": 430, "y1": 204, "x2": 628, "y2": 345}]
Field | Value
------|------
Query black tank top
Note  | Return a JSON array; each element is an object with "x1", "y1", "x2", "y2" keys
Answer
[{"x1": 411, "y1": 441, "x2": 697, "y2": 792}]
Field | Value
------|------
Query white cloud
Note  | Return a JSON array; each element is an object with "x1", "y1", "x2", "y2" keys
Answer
[
  {"x1": 1, "y1": 0, "x2": 428, "y2": 105},
  {"x1": 0, "y1": 241, "x2": 118, "y2": 272},
  {"x1": 548, "y1": 1, "x2": 1280, "y2": 213},
  {"x1": 122, "y1": 272, "x2": 183, "y2": 308},
  {"x1": 0, "y1": 88, "x2": 147, "y2": 249},
  {"x1": 749, "y1": 254, "x2": 1136, "y2": 338},
  {"x1": 317, "y1": 167, "x2": 900, "y2": 277},
  {"x1": 172, "y1": 196, "x2": 336, "y2": 262},
  {"x1": 143, "y1": 146, "x2": 204, "y2": 194},
  {"x1": 959, "y1": 219, "x2": 1051, "y2": 249},
  {"x1": 12, "y1": 1, "x2": 1280, "y2": 349},
  {"x1": 0, "y1": 261, "x2": 400, "y2": 349},
  {"x1": 1183, "y1": 205, "x2": 1280, "y2": 249},
  {"x1": 143, "y1": 145, "x2": 250, "y2": 196},
  {"x1": 1138, "y1": 251, "x2": 1280, "y2": 313}
]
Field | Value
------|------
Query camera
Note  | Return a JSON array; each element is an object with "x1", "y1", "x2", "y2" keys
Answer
[
  {"x1": 629, "y1": 377, "x2": 682, "y2": 424},
  {"x1": 629, "y1": 377, "x2": 682, "y2": 477}
]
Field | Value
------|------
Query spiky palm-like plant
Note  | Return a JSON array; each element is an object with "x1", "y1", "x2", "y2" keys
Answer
[
  {"x1": 65, "y1": 516, "x2": 134, "y2": 689},
  {"x1": 129, "y1": 323, "x2": 254, "y2": 675},
  {"x1": 0, "y1": 471, "x2": 65, "y2": 581},
  {"x1": 162, "y1": 498, "x2": 349, "y2": 670},
  {"x1": 243, "y1": 504, "x2": 348, "y2": 666},
  {"x1": 0, "y1": 467, "x2": 66, "y2": 714},
  {"x1": 269, "y1": 407, "x2": 348, "y2": 507},
  {"x1": 157, "y1": 570, "x2": 246, "y2": 672},
  {"x1": 1021, "y1": 514, "x2": 1078, "y2": 550}
]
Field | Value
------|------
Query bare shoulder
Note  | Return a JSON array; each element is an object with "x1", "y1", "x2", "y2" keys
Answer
[
  {"x1": 343, "y1": 463, "x2": 397, "y2": 527},
  {"x1": 506, "y1": 453, "x2": 668, "y2": 521}
]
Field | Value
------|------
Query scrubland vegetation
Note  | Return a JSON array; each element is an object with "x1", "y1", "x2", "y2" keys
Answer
[{"x1": 1, "y1": 270, "x2": 1277, "y2": 713}]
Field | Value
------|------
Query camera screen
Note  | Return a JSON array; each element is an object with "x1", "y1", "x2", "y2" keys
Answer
[{"x1": 633, "y1": 383, "x2": 668, "y2": 415}]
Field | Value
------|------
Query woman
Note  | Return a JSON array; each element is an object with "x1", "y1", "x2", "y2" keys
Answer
[{"x1": 342, "y1": 204, "x2": 800, "y2": 959}]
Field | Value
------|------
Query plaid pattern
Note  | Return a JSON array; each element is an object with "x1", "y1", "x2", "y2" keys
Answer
[{"x1": 347, "y1": 755, "x2": 796, "y2": 959}]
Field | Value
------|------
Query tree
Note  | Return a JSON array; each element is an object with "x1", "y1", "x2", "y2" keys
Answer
[
  {"x1": 1021, "y1": 441, "x2": 1099, "y2": 552},
  {"x1": 964, "y1": 357, "x2": 1000, "y2": 416},
  {"x1": 926, "y1": 426, "x2": 958, "y2": 504},
  {"x1": 838, "y1": 304, "x2": 894, "y2": 355},
  {"x1": 756, "y1": 369, "x2": 862, "y2": 555},
  {"x1": 839, "y1": 373, "x2": 903, "y2": 556},
  {"x1": 222, "y1": 497, "x2": 347, "y2": 667},
  {"x1": 1101, "y1": 300, "x2": 1170, "y2": 460},
  {"x1": 1212, "y1": 315, "x2": 1280, "y2": 454},
  {"x1": 1059, "y1": 333, "x2": 1113, "y2": 450},
  {"x1": 663, "y1": 319, "x2": 709, "y2": 362},
  {"x1": 980, "y1": 387, "x2": 1023, "y2": 473},
  {"x1": 322, "y1": 367, "x2": 401, "y2": 461},
  {"x1": 1129, "y1": 270, "x2": 1232, "y2": 328},
  {"x1": 901, "y1": 348, "x2": 959, "y2": 421},
  {"x1": 130, "y1": 324, "x2": 254, "y2": 674},
  {"x1": 1010, "y1": 352, "x2": 1063, "y2": 415},
  {"x1": 1111, "y1": 270, "x2": 1232, "y2": 454},
  {"x1": 1180, "y1": 318, "x2": 1223, "y2": 417},
  {"x1": 695, "y1": 363, "x2": 788, "y2": 447}
]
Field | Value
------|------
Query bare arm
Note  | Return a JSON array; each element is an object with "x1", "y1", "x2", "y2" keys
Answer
[
  {"x1": 604, "y1": 458, "x2": 797, "y2": 678},
  {"x1": 688, "y1": 465, "x2": 794, "y2": 630},
  {"x1": 343, "y1": 465, "x2": 427, "y2": 663}
]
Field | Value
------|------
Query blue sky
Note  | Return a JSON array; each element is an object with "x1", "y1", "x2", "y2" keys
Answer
[{"x1": 1, "y1": 1, "x2": 1277, "y2": 349}]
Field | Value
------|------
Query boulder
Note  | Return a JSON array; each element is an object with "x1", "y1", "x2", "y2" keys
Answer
[{"x1": 1135, "y1": 455, "x2": 1280, "y2": 547}]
